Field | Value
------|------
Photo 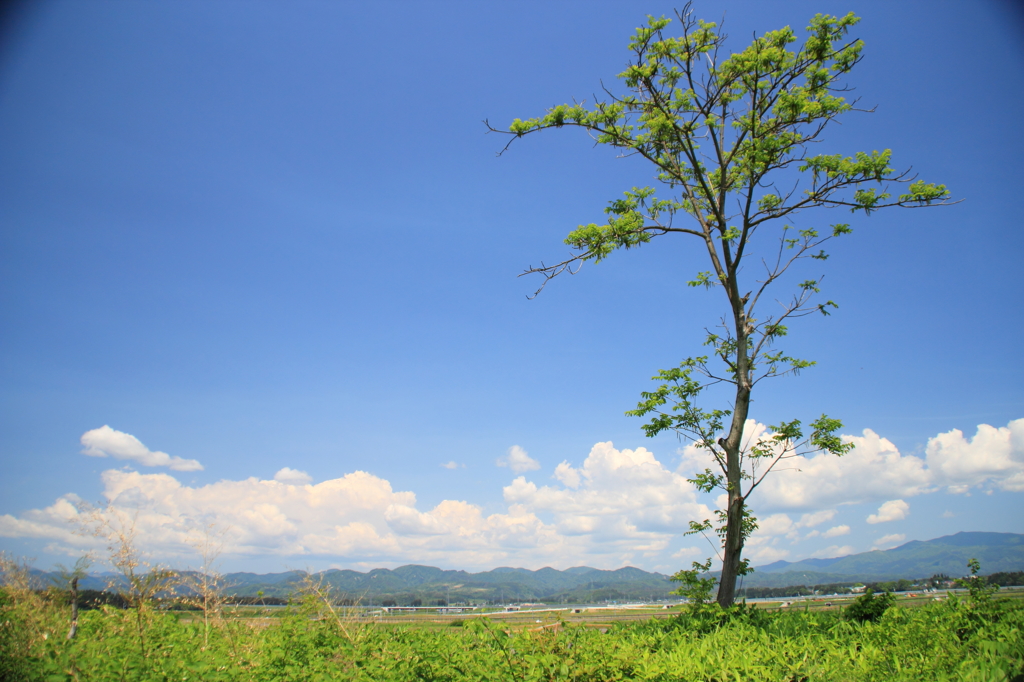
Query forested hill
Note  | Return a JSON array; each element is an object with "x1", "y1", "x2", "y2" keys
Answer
[
  {"x1": 227, "y1": 532, "x2": 1022, "y2": 597},
  {"x1": 38, "y1": 531, "x2": 1023, "y2": 602},
  {"x1": 224, "y1": 565, "x2": 673, "y2": 602},
  {"x1": 742, "y1": 532, "x2": 1024, "y2": 588}
]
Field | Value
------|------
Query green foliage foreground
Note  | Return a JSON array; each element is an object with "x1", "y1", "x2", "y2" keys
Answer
[{"x1": 3, "y1": 589, "x2": 1023, "y2": 682}]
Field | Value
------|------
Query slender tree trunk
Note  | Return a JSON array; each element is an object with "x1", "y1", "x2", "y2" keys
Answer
[
  {"x1": 717, "y1": 294, "x2": 752, "y2": 608},
  {"x1": 717, "y1": 398, "x2": 749, "y2": 607},
  {"x1": 717, "y1": 491, "x2": 746, "y2": 606},
  {"x1": 66, "y1": 576, "x2": 79, "y2": 640}
]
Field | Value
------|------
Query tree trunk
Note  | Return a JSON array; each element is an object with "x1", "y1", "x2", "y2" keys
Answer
[
  {"x1": 716, "y1": 400, "x2": 749, "y2": 607},
  {"x1": 66, "y1": 576, "x2": 79, "y2": 640},
  {"x1": 717, "y1": 493, "x2": 746, "y2": 606},
  {"x1": 717, "y1": 292, "x2": 752, "y2": 608}
]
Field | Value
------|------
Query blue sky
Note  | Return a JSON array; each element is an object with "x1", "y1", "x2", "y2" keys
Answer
[{"x1": 1, "y1": 0, "x2": 1022, "y2": 575}]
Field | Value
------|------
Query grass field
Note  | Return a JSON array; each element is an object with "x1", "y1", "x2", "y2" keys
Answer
[
  {"x1": 5, "y1": 579, "x2": 1024, "y2": 681},
  {"x1": 198, "y1": 586, "x2": 1024, "y2": 632}
]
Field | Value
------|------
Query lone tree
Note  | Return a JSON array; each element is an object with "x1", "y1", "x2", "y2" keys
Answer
[{"x1": 488, "y1": 5, "x2": 952, "y2": 607}]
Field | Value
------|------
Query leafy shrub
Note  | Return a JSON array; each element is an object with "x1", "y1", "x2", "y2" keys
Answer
[
  {"x1": 844, "y1": 588, "x2": 897, "y2": 623},
  {"x1": 669, "y1": 556, "x2": 718, "y2": 611},
  {"x1": 956, "y1": 557, "x2": 1000, "y2": 604},
  {"x1": 4, "y1": 576, "x2": 1024, "y2": 682}
]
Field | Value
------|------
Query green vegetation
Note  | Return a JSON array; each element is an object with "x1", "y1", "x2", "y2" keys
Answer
[
  {"x1": 843, "y1": 589, "x2": 897, "y2": 624},
  {"x1": 4, "y1": 564, "x2": 1024, "y2": 681},
  {"x1": 2, "y1": 591, "x2": 1022, "y2": 681},
  {"x1": 987, "y1": 571, "x2": 1024, "y2": 587}
]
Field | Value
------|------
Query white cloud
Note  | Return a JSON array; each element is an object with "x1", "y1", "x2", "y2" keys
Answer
[
  {"x1": 382, "y1": 504, "x2": 446, "y2": 536},
  {"x1": 873, "y1": 533, "x2": 906, "y2": 550},
  {"x1": 1, "y1": 441, "x2": 713, "y2": 571},
  {"x1": 797, "y1": 509, "x2": 837, "y2": 528},
  {"x1": 496, "y1": 445, "x2": 540, "y2": 474},
  {"x1": 942, "y1": 510, "x2": 955, "y2": 518},
  {"x1": 0, "y1": 495, "x2": 87, "y2": 546},
  {"x1": 440, "y1": 461, "x2": 464, "y2": 470},
  {"x1": 679, "y1": 418, "x2": 1024, "y2": 512},
  {"x1": 926, "y1": 419, "x2": 1024, "y2": 492},
  {"x1": 822, "y1": 524, "x2": 851, "y2": 538},
  {"x1": 800, "y1": 512, "x2": 841, "y2": 539},
  {"x1": 6, "y1": 418, "x2": 1022, "y2": 571},
  {"x1": 743, "y1": 534, "x2": 790, "y2": 564},
  {"x1": 738, "y1": 513, "x2": 805, "y2": 565},
  {"x1": 757, "y1": 513, "x2": 795, "y2": 536},
  {"x1": 742, "y1": 428, "x2": 931, "y2": 510},
  {"x1": 553, "y1": 461, "x2": 581, "y2": 489},
  {"x1": 504, "y1": 442, "x2": 711, "y2": 549},
  {"x1": 81, "y1": 426, "x2": 203, "y2": 472},
  {"x1": 671, "y1": 546, "x2": 702, "y2": 561},
  {"x1": 866, "y1": 499, "x2": 909, "y2": 524},
  {"x1": 809, "y1": 544, "x2": 855, "y2": 559},
  {"x1": 273, "y1": 467, "x2": 312, "y2": 485}
]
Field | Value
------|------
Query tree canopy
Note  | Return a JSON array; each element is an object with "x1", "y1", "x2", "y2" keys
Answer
[{"x1": 490, "y1": 4, "x2": 952, "y2": 606}]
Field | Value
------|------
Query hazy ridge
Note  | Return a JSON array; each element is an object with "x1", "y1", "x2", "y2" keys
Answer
[{"x1": 38, "y1": 532, "x2": 1024, "y2": 602}]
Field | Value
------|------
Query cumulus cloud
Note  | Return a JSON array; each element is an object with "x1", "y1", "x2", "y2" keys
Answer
[
  {"x1": 671, "y1": 546, "x2": 702, "y2": 560},
  {"x1": 744, "y1": 540, "x2": 791, "y2": 564},
  {"x1": 797, "y1": 509, "x2": 837, "y2": 528},
  {"x1": 866, "y1": 499, "x2": 909, "y2": 524},
  {"x1": 6, "y1": 418, "x2": 1022, "y2": 571},
  {"x1": 497, "y1": 445, "x2": 540, "y2": 474},
  {"x1": 0, "y1": 495, "x2": 86, "y2": 546},
  {"x1": 505, "y1": 443, "x2": 710, "y2": 545},
  {"x1": 273, "y1": 468, "x2": 312, "y2": 485},
  {"x1": 440, "y1": 461, "x2": 464, "y2": 470},
  {"x1": 741, "y1": 428, "x2": 931, "y2": 510},
  {"x1": 804, "y1": 522, "x2": 851, "y2": 540},
  {"x1": 0, "y1": 441, "x2": 714, "y2": 571},
  {"x1": 553, "y1": 461, "x2": 581, "y2": 489},
  {"x1": 741, "y1": 509, "x2": 845, "y2": 562},
  {"x1": 680, "y1": 418, "x2": 1024, "y2": 512},
  {"x1": 2, "y1": 468, "x2": 462, "y2": 564},
  {"x1": 757, "y1": 513, "x2": 796, "y2": 537},
  {"x1": 810, "y1": 544, "x2": 855, "y2": 559},
  {"x1": 926, "y1": 420, "x2": 1024, "y2": 492},
  {"x1": 81, "y1": 426, "x2": 203, "y2": 471},
  {"x1": 720, "y1": 511, "x2": 811, "y2": 565},
  {"x1": 873, "y1": 533, "x2": 906, "y2": 550}
]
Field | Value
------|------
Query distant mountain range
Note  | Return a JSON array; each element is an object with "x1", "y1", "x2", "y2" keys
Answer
[
  {"x1": 33, "y1": 532, "x2": 1024, "y2": 603},
  {"x1": 739, "y1": 531, "x2": 1024, "y2": 588},
  {"x1": 223, "y1": 564, "x2": 672, "y2": 603}
]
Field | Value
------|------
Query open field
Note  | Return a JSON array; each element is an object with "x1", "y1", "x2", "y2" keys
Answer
[
  {"x1": 5, "y1": 574, "x2": 1024, "y2": 681},
  {"x1": 184, "y1": 587, "x2": 1024, "y2": 632}
]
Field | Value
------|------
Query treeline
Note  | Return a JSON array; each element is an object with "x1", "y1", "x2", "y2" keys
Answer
[
  {"x1": 47, "y1": 589, "x2": 129, "y2": 611},
  {"x1": 865, "y1": 579, "x2": 921, "y2": 593},
  {"x1": 985, "y1": 571, "x2": 1024, "y2": 586},
  {"x1": 24, "y1": 573, "x2": 1024, "y2": 608},
  {"x1": 223, "y1": 595, "x2": 289, "y2": 606},
  {"x1": 30, "y1": 590, "x2": 293, "y2": 610},
  {"x1": 736, "y1": 583, "x2": 850, "y2": 599},
  {"x1": 866, "y1": 572, "x2": 1024, "y2": 592},
  {"x1": 736, "y1": 571, "x2": 1024, "y2": 600}
]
